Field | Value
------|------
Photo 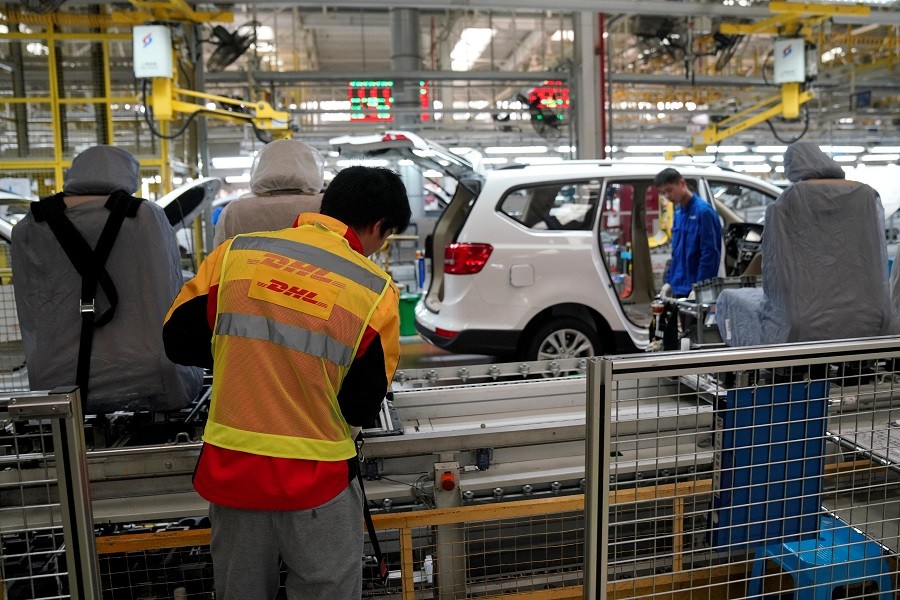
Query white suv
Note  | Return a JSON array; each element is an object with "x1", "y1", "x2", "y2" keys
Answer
[{"x1": 331, "y1": 132, "x2": 782, "y2": 361}]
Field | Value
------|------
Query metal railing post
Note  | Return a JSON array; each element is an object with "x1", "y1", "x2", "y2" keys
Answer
[
  {"x1": 584, "y1": 357, "x2": 612, "y2": 600},
  {"x1": 5, "y1": 386, "x2": 101, "y2": 599}
]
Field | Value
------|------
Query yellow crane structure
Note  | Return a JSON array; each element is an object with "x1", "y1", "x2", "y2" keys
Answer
[{"x1": 666, "y1": 1, "x2": 871, "y2": 159}]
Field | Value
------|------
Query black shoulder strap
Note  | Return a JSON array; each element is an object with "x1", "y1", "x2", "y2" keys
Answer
[{"x1": 31, "y1": 191, "x2": 142, "y2": 402}]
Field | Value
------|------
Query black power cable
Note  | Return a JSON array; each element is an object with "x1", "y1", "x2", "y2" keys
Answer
[
  {"x1": 141, "y1": 79, "x2": 207, "y2": 140},
  {"x1": 766, "y1": 103, "x2": 811, "y2": 144}
]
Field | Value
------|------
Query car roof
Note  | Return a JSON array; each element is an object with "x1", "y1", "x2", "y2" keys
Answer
[{"x1": 482, "y1": 161, "x2": 782, "y2": 189}]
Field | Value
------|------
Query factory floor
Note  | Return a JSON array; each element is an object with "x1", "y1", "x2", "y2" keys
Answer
[{"x1": 397, "y1": 334, "x2": 496, "y2": 370}]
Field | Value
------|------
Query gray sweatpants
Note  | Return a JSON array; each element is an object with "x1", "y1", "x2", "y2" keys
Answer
[{"x1": 209, "y1": 479, "x2": 364, "y2": 600}]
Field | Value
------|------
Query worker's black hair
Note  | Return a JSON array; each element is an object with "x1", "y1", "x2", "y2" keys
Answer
[
  {"x1": 653, "y1": 167, "x2": 684, "y2": 188},
  {"x1": 321, "y1": 166, "x2": 412, "y2": 236}
]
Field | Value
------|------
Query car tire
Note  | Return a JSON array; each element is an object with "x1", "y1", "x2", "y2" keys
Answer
[{"x1": 524, "y1": 318, "x2": 601, "y2": 362}]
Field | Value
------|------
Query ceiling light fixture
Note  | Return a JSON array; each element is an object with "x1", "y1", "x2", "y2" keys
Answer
[
  {"x1": 450, "y1": 28, "x2": 495, "y2": 72},
  {"x1": 211, "y1": 156, "x2": 254, "y2": 170},
  {"x1": 820, "y1": 145, "x2": 865, "y2": 154},
  {"x1": 860, "y1": 154, "x2": 900, "y2": 162},
  {"x1": 623, "y1": 145, "x2": 684, "y2": 154},
  {"x1": 484, "y1": 146, "x2": 548, "y2": 154},
  {"x1": 754, "y1": 145, "x2": 787, "y2": 153},
  {"x1": 706, "y1": 145, "x2": 747, "y2": 153}
]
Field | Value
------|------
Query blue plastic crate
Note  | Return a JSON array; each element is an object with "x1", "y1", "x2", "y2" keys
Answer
[{"x1": 710, "y1": 380, "x2": 829, "y2": 550}]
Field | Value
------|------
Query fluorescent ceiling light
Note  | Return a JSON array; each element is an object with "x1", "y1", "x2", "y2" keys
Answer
[
  {"x1": 723, "y1": 155, "x2": 766, "y2": 162},
  {"x1": 689, "y1": 155, "x2": 717, "y2": 163},
  {"x1": 225, "y1": 174, "x2": 251, "y2": 184},
  {"x1": 212, "y1": 156, "x2": 254, "y2": 170},
  {"x1": 707, "y1": 145, "x2": 747, "y2": 153},
  {"x1": 623, "y1": 145, "x2": 683, "y2": 154},
  {"x1": 449, "y1": 147, "x2": 473, "y2": 155},
  {"x1": 820, "y1": 145, "x2": 864, "y2": 154},
  {"x1": 205, "y1": 102, "x2": 217, "y2": 110},
  {"x1": 861, "y1": 154, "x2": 900, "y2": 162},
  {"x1": 754, "y1": 145, "x2": 787, "y2": 153},
  {"x1": 336, "y1": 159, "x2": 390, "y2": 168},
  {"x1": 450, "y1": 28, "x2": 495, "y2": 72},
  {"x1": 256, "y1": 25, "x2": 275, "y2": 41},
  {"x1": 514, "y1": 156, "x2": 565, "y2": 165},
  {"x1": 556, "y1": 145, "x2": 576, "y2": 154},
  {"x1": 398, "y1": 159, "x2": 415, "y2": 166},
  {"x1": 732, "y1": 164, "x2": 772, "y2": 174},
  {"x1": 423, "y1": 169, "x2": 444, "y2": 177},
  {"x1": 484, "y1": 146, "x2": 547, "y2": 154},
  {"x1": 481, "y1": 157, "x2": 509, "y2": 165},
  {"x1": 870, "y1": 146, "x2": 900, "y2": 153},
  {"x1": 551, "y1": 29, "x2": 575, "y2": 42},
  {"x1": 833, "y1": 155, "x2": 857, "y2": 162},
  {"x1": 775, "y1": 166, "x2": 785, "y2": 173}
]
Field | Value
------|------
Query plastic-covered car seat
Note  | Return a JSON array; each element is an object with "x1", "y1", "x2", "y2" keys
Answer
[
  {"x1": 212, "y1": 139, "x2": 324, "y2": 247},
  {"x1": 12, "y1": 146, "x2": 203, "y2": 414},
  {"x1": 716, "y1": 142, "x2": 890, "y2": 346}
]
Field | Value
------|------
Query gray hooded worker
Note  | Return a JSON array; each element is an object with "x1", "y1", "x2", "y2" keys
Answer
[
  {"x1": 716, "y1": 141, "x2": 890, "y2": 346},
  {"x1": 212, "y1": 139, "x2": 324, "y2": 247},
  {"x1": 11, "y1": 145, "x2": 203, "y2": 414}
]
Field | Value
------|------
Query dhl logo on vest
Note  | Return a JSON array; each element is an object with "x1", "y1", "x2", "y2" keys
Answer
[{"x1": 247, "y1": 253, "x2": 343, "y2": 320}]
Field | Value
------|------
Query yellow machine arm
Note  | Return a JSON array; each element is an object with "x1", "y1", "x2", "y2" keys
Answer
[
  {"x1": 666, "y1": 1, "x2": 869, "y2": 159},
  {"x1": 147, "y1": 77, "x2": 292, "y2": 138},
  {"x1": 666, "y1": 86, "x2": 815, "y2": 158}
]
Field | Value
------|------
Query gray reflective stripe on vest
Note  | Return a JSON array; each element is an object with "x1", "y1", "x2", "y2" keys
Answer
[
  {"x1": 231, "y1": 235, "x2": 387, "y2": 294},
  {"x1": 216, "y1": 312, "x2": 354, "y2": 366}
]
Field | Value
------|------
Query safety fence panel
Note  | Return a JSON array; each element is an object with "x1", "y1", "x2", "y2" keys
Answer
[
  {"x1": 585, "y1": 337, "x2": 900, "y2": 600},
  {"x1": 0, "y1": 416, "x2": 68, "y2": 600},
  {"x1": 0, "y1": 388, "x2": 99, "y2": 600}
]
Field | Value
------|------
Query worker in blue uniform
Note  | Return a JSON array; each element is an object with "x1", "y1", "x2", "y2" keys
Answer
[{"x1": 654, "y1": 168, "x2": 722, "y2": 297}]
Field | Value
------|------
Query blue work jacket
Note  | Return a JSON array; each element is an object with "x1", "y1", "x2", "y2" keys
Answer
[{"x1": 668, "y1": 193, "x2": 722, "y2": 296}]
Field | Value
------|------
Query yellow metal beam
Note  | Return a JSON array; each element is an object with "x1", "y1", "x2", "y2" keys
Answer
[
  {"x1": 769, "y1": 1, "x2": 870, "y2": 17},
  {"x1": 720, "y1": 1, "x2": 870, "y2": 39},
  {"x1": 126, "y1": 0, "x2": 232, "y2": 23},
  {"x1": 1, "y1": 4, "x2": 231, "y2": 27}
]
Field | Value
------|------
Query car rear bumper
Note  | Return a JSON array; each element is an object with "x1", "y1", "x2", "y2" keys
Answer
[{"x1": 414, "y1": 321, "x2": 521, "y2": 357}]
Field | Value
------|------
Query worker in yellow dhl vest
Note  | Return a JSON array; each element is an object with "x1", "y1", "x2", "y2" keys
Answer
[{"x1": 163, "y1": 165, "x2": 411, "y2": 599}]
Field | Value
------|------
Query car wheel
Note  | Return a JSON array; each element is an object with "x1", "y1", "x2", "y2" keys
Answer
[{"x1": 524, "y1": 318, "x2": 601, "y2": 363}]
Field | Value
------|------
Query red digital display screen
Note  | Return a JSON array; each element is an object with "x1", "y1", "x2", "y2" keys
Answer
[
  {"x1": 349, "y1": 80, "x2": 394, "y2": 122},
  {"x1": 528, "y1": 80, "x2": 570, "y2": 110},
  {"x1": 419, "y1": 80, "x2": 430, "y2": 122}
]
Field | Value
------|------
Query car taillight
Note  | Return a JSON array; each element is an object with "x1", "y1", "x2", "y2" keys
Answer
[
  {"x1": 382, "y1": 133, "x2": 410, "y2": 142},
  {"x1": 444, "y1": 243, "x2": 493, "y2": 275}
]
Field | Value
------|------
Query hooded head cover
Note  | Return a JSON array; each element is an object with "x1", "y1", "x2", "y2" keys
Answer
[
  {"x1": 250, "y1": 139, "x2": 325, "y2": 196},
  {"x1": 63, "y1": 145, "x2": 141, "y2": 196},
  {"x1": 784, "y1": 141, "x2": 845, "y2": 183}
]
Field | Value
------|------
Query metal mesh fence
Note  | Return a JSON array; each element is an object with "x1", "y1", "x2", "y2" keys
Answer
[
  {"x1": 587, "y1": 338, "x2": 900, "y2": 599},
  {"x1": 0, "y1": 420, "x2": 70, "y2": 600},
  {"x1": 0, "y1": 243, "x2": 27, "y2": 392}
]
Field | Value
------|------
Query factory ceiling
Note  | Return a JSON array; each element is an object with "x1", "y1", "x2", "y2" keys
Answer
[{"x1": 1, "y1": 1, "x2": 898, "y2": 176}]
